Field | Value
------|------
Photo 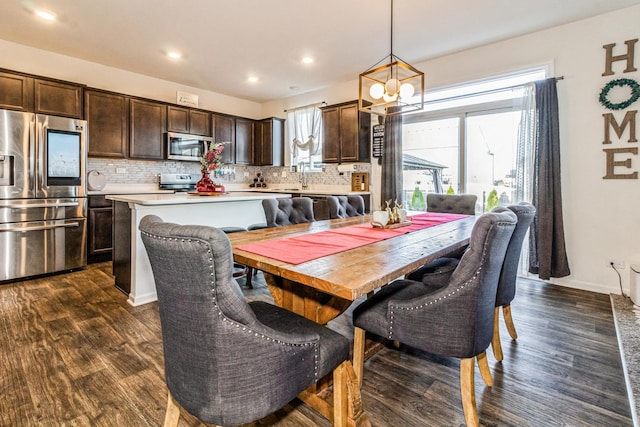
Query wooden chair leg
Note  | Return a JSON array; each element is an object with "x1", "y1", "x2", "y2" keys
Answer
[
  {"x1": 460, "y1": 357, "x2": 479, "y2": 427},
  {"x1": 333, "y1": 361, "x2": 348, "y2": 427},
  {"x1": 476, "y1": 351, "x2": 493, "y2": 387},
  {"x1": 492, "y1": 306, "x2": 504, "y2": 361},
  {"x1": 503, "y1": 304, "x2": 518, "y2": 339},
  {"x1": 163, "y1": 390, "x2": 181, "y2": 427},
  {"x1": 353, "y1": 327, "x2": 366, "y2": 388}
]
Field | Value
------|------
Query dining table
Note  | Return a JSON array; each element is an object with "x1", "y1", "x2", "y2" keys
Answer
[{"x1": 227, "y1": 212, "x2": 477, "y2": 427}]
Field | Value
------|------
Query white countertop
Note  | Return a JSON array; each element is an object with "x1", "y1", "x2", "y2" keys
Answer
[
  {"x1": 87, "y1": 183, "x2": 174, "y2": 195},
  {"x1": 106, "y1": 191, "x2": 290, "y2": 206},
  {"x1": 242, "y1": 188, "x2": 370, "y2": 196},
  {"x1": 90, "y1": 183, "x2": 370, "y2": 197}
]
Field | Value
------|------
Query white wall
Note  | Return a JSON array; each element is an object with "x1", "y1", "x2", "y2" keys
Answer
[
  {"x1": 0, "y1": 40, "x2": 262, "y2": 119},
  {"x1": 266, "y1": 4, "x2": 640, "y2": 295}
]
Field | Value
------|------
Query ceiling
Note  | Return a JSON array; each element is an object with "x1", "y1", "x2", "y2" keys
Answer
[{"x1": 1, "y1": 0, "x2": 638, "y2": 103}]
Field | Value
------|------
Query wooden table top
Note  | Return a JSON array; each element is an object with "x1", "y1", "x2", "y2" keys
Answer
[{"x1": 228, "y1": 214, "x2": 477, "y2": 301}]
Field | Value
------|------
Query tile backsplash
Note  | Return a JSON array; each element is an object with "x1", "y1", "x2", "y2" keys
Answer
[{"x1": 87, "y1": 158, "x2": 371, "y2": 188}]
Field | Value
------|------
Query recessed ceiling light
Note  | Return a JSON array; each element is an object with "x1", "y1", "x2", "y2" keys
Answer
[
  {"x1": 35, "y1": 10, "x2": 56, "y2": 21},
  {"x1": 247, "y1": 76, "x2": 259, "y2": 83},
  {"x1": 167, "y1": 51, "x2": 182, "y2": 59},
  {"x1": 302, "y1": 57, "x2": 314, "y2": 64}
]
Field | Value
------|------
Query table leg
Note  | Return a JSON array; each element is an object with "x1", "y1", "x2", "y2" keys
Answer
[
  {"x1": 298, "y1": 360, "x2": 371, "y2": 427},
  {"x1": 264, "y1": 273, "x2": 352, "y2": 324}
]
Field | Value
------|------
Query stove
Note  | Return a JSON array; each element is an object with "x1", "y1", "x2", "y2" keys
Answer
[{"x1": 159, "y1": 173, "x2": 198, "y2": 192}]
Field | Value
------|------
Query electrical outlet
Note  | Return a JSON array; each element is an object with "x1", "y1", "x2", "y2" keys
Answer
[
  {"x1": 608, "y1": 260, "x2": 625, "y2": 269},
  {"x1": 281, "y1": 171, "x2": 287, "y2": 178},
  {"x1": 243, "y1": 172, "x2": 250, "y2": 177},
  {"x1": 272, "y1": 172, "x2": 278, "y2": 177},
  {"x1": 116, "y1": 167, "x2": 126, "y2": 174}
]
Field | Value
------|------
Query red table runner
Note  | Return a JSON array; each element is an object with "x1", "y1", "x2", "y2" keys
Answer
[{"x1": 235, "y1": 212, "x2": 469, "y2": 265}]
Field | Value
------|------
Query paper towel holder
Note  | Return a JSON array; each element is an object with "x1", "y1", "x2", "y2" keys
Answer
[{"x1": 337, "y1": 164, "x2": 357, "y2": 173}]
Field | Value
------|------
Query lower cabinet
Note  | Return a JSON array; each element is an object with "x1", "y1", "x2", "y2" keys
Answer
[{"x1": 87, "y1": 195, "x2": 113, "y2": 263}]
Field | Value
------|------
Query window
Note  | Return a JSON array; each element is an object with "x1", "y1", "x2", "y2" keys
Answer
[
  {"x1": 402, "y1": 68, "x2": 546, "y2": 212},
  {"x1": 287, "y1": 105, "x2": 324, "y2": 172}
]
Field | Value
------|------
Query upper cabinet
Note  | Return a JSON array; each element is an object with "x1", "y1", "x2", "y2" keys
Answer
[
  {"x1": 34, "y1": 79, "x2": 84, "y2": 118},
  {"x1": 235, "y1": 118, "x2": 254, "y2": 165},
  {"x1": 0, "y1": 69, "x2": 83, "y2": 118},
  {"x1": 254, "y1": 117, "x2": 285, "y2": 166},
  {"x1": 85, "y1": 89, "x2": 129, "y2": 158},
  {"x1": 167, "y1": 105, "x2": 211, "y2": 136},
  {"x1": 212, "y1": 114, "x2": 236, "y2": 164},
  {"x1": 321, "y1": 101, "x2": 370, "y2": 163},
  {"x1": 0, "y1": 71, "x2": 33, "y2": 111},
  {"x1": 129, "y1": 98, "x2": 166, "y2": 160}
]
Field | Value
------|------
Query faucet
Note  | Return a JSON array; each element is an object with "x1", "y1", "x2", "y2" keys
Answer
[{"x1": 299, "y1": 162, "x2": 309, "y2": 190}]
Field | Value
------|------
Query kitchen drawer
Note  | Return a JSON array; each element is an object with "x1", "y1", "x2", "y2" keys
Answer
[{"x1": 88, "y1": 195, "x2": 112, "y2": 208}]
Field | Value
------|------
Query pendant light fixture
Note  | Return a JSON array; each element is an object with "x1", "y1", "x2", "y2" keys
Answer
[{"x1": 358, "y1": 0, "x2": 424, "y2": 116}]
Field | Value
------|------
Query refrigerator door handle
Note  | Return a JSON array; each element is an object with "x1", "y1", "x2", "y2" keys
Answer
[
  {"x1": 2, "y1": 201, "x2": 80, "y2": 209},
  {"x1": 0, "y1": 221, "x2": 80, "y2": 233}
]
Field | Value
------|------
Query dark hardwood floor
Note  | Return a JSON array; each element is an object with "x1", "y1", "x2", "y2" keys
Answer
[{"x1": 0, "y1": 262, "x2": 632, "y2": 426}]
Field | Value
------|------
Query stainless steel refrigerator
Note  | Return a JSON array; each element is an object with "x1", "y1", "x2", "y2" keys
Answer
[{"x1": 0, "y1": 109, "x2": 88, "y2": 282}]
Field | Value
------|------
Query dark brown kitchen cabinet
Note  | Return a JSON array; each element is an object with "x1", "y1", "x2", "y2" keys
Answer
[
  {"x1": 0, "y1": 71, "x2": 33, "y2": 111},
  {"x1": 212, "y1": 114, "x2": 236, "y2": 164},
  {"x1": 235, "y1": 118, "x2": 254, "y2": 165},
  {"x1": 87, "y1": 195, "x2": 113, "y2": 263},
  {"x1": 34, "y1": 78, "x2": 84, "y2": 118},
  {"x1": 254, "y1": 117, "x2": 285, "y2": 166},
  {"x1": 129, "y1": 98, "x2": 166, "y2": 160},
  {"x1": 167, "y1": 105, "x2": 211, "y2": 136},
  {"x1": 321, "y1": 101, "x2": 370, "y2": 163},
  {"x1": 0, "y1": 69, "x2": 83, "y2": 118},
  {"x1": 85, "y1": 89, "x2": 129, "y2": 158}
]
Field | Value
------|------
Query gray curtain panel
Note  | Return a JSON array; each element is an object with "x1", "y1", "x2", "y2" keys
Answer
[
  {"x1": 381, "y1": 109, "x2": 404, "y2": 207},
  {"x1": 529, "y1": 78, "x2": 571, "y2": 279}
]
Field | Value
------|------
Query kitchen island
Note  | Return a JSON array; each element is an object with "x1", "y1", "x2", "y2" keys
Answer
[{"x1": 107, "y1": 191, "x2": 290, "y2": 306}]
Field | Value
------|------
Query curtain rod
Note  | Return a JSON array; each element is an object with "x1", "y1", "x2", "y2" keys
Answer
[
  {"x1": 284, "y1": 101, "x2": 327, "y2": 113},
  {"x1": 426, "y1": 75, "x2": 565, "y2": 105}
]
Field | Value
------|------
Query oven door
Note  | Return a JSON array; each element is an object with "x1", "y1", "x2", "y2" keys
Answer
[
  {"x1": 0, "y1": 217, "x2": 86, "y2": 281},
  {"x1": 166, "y1": 132, "x2": 211, "y2": 162}
]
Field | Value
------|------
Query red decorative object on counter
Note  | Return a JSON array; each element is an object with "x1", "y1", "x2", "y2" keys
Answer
[
  {"x1": 196, "y1": 172, "x2": 226, "y2": 192},
  {"x1": 197, "y1": 142, "x2": 225, "y2": 193}
]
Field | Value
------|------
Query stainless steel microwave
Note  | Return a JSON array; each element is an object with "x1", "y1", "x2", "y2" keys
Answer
[{"x1": 166, "y1": 132, "x2": 212, "y2": 162}]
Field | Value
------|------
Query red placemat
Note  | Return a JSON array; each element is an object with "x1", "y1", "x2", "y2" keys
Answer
[{"x1": 236, "y1": 212, "x2": 468, "y2": 265}]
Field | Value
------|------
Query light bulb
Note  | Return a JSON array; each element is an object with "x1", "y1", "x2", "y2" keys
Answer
[
  {"x1": 383, "y1": 92, "x2": 398, "y2": 103},
  {"x1": 369, "y1": 83, "x2": 384, "y2": 100},
  {"x1": 385, "y1": 78, "x2": 400, "y2": 95},
  {"x1": 399, "y1": 83, "x2": 415, "y2": 99}
]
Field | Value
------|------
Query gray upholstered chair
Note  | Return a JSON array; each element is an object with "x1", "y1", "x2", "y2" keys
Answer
[
  {"x1": 352, "y1": 210, "x2": 517, "y2": 427},
  {"x1": 326, "y1": 195, "x2": 365, "y2": 219},
  {"x1": 139, "y1": 215, "x2": 351, "y2": 427},
  {"x1": 491, "y1": 202, "x2": 536, "y2": 361},
  {"x1": 426, "y1": 193, "x2": 478, "y2": 215},
  {"x1": 262, "y1": 197, "x2": 315, "y2": 227}
]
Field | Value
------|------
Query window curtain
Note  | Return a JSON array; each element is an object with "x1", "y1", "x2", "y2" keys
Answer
[
  {"x1": 529, "y1": 78, "x2": 571, "y2": 279},
  {"x1": 289, "y1": 106, "x2": 321, "y2": 163},
  {"x1": 382, "y1": 110, "x2": 403, "y2": 206},
  {"x1": 515, "y1": 82, "x2": 536, "y2": 204}
]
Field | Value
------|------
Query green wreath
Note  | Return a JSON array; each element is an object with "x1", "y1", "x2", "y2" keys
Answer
[{"x1": 599, "y1": 78, "x2": 640, "y2": 110}]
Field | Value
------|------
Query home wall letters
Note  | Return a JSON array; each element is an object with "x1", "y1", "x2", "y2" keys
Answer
[{"x1": 601, "y1": 38, "x2": 639, "y2": 179}]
